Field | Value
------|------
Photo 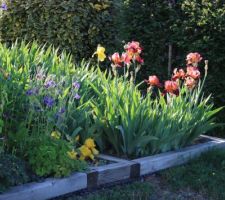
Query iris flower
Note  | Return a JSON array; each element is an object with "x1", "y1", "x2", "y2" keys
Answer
[
  {"x1": 93, "y1": 45, "x2": 106, "y2": 62},
  {"x1": 145, "y1": 75, "x2": 162, "y2": 87}
]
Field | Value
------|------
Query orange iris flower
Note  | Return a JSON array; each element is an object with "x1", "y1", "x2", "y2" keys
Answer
[
  {"x1": 172, "y1": 68, "x2": 186, "y2": 81},
  {"x1": 145, "y1": 75, "x2": 162, "y2": 87},
  {"x1": 164, "y1": 80, "x2": 179, "y2": 96},
  {"x1": 186, "y1": 66, "x2": 200, "y2": 79},
  {"x1": 110, "y1": 52, "x2": 123, "y2": 67},
  {"x1": 186, "y1": 52, "x2": 202, "y2": 66}
]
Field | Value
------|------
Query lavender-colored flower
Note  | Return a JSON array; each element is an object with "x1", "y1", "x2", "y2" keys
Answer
[
  {"x1": 74, "y1": 93, "x2": 81, "y2": 100},
  {"x1": 26, "y1": 89, "x2": 33, "y2": 96},
  {"x1": 72, "y1": 81, "x2": 80, "y2": 90},
  {"x1": 33, "y1": 105, "x2": 43, "y2": 112},
  {"x1": 26, "y1": 88, "x2": 39, "y2": 96},
  {"x1": 35, "y1": 69, "x2": 46, "y2": 80},
  {"x1": 1, "y1": 3, "x2": 7, "y2": 10},
  {"x1": 58, "y1": 107, "x2": 66, "y2": 114},
  {"x1": 44, "y1": 80, "x2": 56, "y2": 88},
  {"x1": 3, "y1": 112, "x2": 10, "y2": 119},
  {"x1": 43, "y1": 96, "x2": 55, "y2": 107},
  {"x1": 55, "y1": 107, "x2": 66, "y2": 119}
]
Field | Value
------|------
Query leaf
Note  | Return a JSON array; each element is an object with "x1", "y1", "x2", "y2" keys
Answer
[{"x1": 71, "y1": 127, "x2": 83, "y2": 137}]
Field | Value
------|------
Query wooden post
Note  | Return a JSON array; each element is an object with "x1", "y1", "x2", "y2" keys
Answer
[{"x1": 168, "y1": 43, "x2": 172, "y2": 78}]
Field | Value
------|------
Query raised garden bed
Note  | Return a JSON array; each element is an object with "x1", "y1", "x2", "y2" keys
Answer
[{"x1": 1, "y1": 135, "x2": 225, "y2": 200}]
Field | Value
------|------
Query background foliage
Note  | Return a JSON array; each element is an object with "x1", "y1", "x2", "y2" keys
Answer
[
  {"x1": 117, "y1": 0, "x2": 225, "y2": 135},
  {"x1": 0, "y1": 0, "x2": 116, "y2": 60}
]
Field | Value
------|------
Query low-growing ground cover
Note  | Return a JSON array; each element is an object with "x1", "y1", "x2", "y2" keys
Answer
[{"x1": 57, "y1": 149, "x2": 225, "y2": 200}]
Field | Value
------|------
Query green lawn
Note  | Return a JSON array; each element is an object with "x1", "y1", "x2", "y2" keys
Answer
[
  {"x1": 59, "y1": 182, "x2": 153, "y2": 200},
  {"x1": 160, "y1": 149, "x2": 225, "y2": 200},
  {"x1": 58, "y1": 149, "x2": 225, "y2": 200}
]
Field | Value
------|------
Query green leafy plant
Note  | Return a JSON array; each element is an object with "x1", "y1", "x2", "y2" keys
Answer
[
  {"x1": 0, "y1": 41, "x2": 100, "y2": 177},
  {"x1": 27, "y1": 135, "x2": 86, "y2": 177}
]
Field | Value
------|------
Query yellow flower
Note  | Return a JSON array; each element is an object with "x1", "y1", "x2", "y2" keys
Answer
[
  {"x1": 102, "y1": 3, "x2": 110, "y2": 9},
  {"x1": 93, "y1": 45, "x2": 106, "y2": 62},
  {"x1": 94, "y1": 4, "x2": 102, "y2": 11},
  {"x1": 91, "y1": 147, "x2": 99, "y2": 155},
  {"x1": 84, "y1": 138, "x2": 96, "y2": 149},
  {"x1": 79, "y1": 155, "x2": 85, "y2": 161},
  {"x1": 79, "y1": 145, "x2": 94, "y2": 160},
  {"x1": 75, "y1": 135, "x2": 80, "y2": 142},
  {"x1": 51, "y1": 131, "x2": 61, "y2": 139},
  {"x1": 67, "y1": 150, "x2": 78, "y2": 160}
]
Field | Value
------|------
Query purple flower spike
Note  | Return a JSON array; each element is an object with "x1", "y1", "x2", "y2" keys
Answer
[
  {"x1": 74, "y1": 93, "x2": 81, "y2": 100},
  {"x1": 26, "y1": 88, "x2": 39, "y2": 96},
  {"x1": 43, "y1": 96, "x2": 55, "y2": 107},
  {"x1": 59, "y1": 107, "x2": 66, "y2": 114},
  {"x1": 26, "y1": 89, "x2": 33, "y2": 96},
  {"x1": 1, "y1": 3, "x2": 7, "y2": 10},
  {"x1": 72, "y1": 81, "x2": 80, "y2": 90},
  {"x1": 44, "y1": 80, "x2": 56, "y2": 89}
]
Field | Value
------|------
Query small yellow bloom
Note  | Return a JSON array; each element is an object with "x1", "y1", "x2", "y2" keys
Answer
[
  {"x1": 75, "y1": 135, "x2": 80, "y2": 142},
  {"x1": 94, "y1": 4, "x2": 102, "y2": 11},
  {"x1": 79, "y1": 145, "x2": 94, "y2": 160},
  {"x1": 84, "y1": 138, "x2": 96, "y2": 149},
  {"x1": 93, "y1": 45, "x2": 106, "y2": 62},
  {"x1": 91, "y1": 147, "x2": 99, "y2": 155},
  {"x1": 51, "y1": 131, "x2": 61, "y2": 139},
  {"x1": 67, "y1": 150, "x2": 78, "y2": 160},
  {"x1": 79, "y1": 155, "x2": 85, "y2": 161},
  {"x1": 102, "y1": 3, "x2": 110, "y2": 9}
]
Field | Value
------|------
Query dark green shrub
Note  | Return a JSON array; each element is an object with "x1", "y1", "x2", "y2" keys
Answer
[
  {"x1": 0, "y1": 153, "x2": 31, "y2": 193},
  {"x1": 0, "y1": 0, "x2": 116, "y2": 60}
]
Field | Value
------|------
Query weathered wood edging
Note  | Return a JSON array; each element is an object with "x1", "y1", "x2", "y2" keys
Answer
[{"x1": 1, "y1": 135, "x2": 225, "y2": 200}]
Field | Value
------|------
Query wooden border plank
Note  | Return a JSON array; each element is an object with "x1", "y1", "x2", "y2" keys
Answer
[
  {"x1": 134, "y1": 138, "x2": 225, "y2": 176},
  {"x1": 0, "y1": 173, "x2": 87, "y2": 200}
]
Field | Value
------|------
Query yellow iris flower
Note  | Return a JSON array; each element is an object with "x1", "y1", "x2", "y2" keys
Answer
[
  {"x1": 84, "y1": 138, "x2": 96, "y2": 149},
  {"x1": 67, "y1": 150, "x2": 78, "y2": 160},
  {"x1": 75, "y1": 135, "x2": 80, "y2": 142},
  {"x1": 51, "y1": 131, "x2": 61, "y2": 140},
  {"x1": 79, "y1": 145, "x2": 94, "y2": 160},
  {"x1": 93, "y1": 45, "x2": 106, "y2": 62},
  {"x1": 91, "y1": 147, "x2": 99, "y2": 155}
]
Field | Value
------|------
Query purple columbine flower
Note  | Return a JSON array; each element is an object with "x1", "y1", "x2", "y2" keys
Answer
[
  {"x1": 44, "y1": 80, "x2": 56, "y2": 89},
  {"x1": 1, "y1": 3, "x2": 7, "y2": 10},
  {"x1": 74, "y1": 93, "x2": 81, "y2": 100},
  {"x1": 43, "y1": 96, "x2": 55, "y2": 107},
  {"x1": 72, "y1": 81, "x2": 80, "y2": 90},
  {"x1": 58, "y1": 107, "x2": 66, "y2": 114},
  {"x1": 55, "y1": 107, "x2": 66, "y2": 119},
  {"x1": 26, "y1": 88, "x2": 39, "y2": 96}
]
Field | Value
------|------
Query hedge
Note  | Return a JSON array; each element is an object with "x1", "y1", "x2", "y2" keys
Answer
[{"x1": 0, "y1": 0, "x2": 116, "y2": 60}]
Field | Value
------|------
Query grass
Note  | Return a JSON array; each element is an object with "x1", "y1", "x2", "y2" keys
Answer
[
  {"x1": 160, "y1": 149, "x2": 225, "y2": 200},
  {"x1": 57, "y1": 149, "x2": 225, "y2": 200},
  {"x1": 60, "y1": 182, "x2": 153, "y2": 200}
]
